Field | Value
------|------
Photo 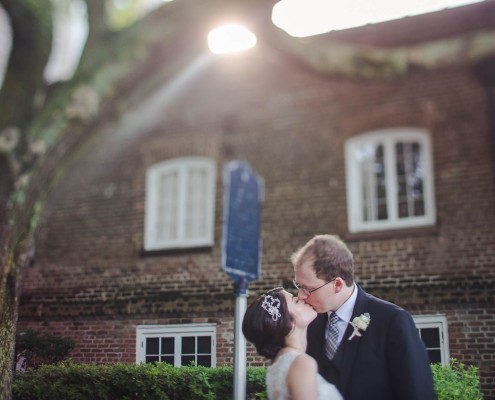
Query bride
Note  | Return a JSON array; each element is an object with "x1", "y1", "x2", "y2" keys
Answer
[{"x1": 242, "y1": 287, "x2": 343, "y2": 400}]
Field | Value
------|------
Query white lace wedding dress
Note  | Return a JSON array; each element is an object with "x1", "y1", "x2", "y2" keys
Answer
[{"x1": 266, "y1": 350, "x2": 343, "y2": 400}]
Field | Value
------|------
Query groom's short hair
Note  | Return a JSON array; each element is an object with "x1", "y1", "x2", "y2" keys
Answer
[{"x1": 291, "y1": 234, "x2": 354, "y2": 287}]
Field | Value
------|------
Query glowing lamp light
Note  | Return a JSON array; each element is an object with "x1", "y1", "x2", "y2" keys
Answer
[{"x1": 208, "y1": 24, "x2": 257, "y2": 54}]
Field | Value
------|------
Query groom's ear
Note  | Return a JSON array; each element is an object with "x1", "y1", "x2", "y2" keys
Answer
[{"x1": 334, "y1": 277, "x2": 345, "y2": 292}]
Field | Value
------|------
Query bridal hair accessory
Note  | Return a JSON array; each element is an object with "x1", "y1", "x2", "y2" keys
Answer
[
  {"x1": 261, "y1": 295, "x2": 281, "y2": 321},
  {"x1": 348, "y1": 313, "x2": 371, "y2": 340}
]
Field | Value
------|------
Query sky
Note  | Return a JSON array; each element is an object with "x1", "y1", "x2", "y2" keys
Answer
[{"x1": 272, "y1": 0, "x2": 484, "y2": 37}]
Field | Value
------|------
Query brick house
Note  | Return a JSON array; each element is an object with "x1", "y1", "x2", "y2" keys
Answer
[{"x1": 17, "y1": 0, "x2": 495, "y2": 398}]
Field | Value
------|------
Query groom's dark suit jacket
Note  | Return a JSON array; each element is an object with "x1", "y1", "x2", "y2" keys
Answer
[{"x1": 307, "y1": 285, "x2": 435, "y2": 400}]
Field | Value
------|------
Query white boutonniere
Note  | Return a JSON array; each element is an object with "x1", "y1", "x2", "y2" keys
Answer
[{"x1": 348, "y1": 313, "x2": 371, "y2": 340}]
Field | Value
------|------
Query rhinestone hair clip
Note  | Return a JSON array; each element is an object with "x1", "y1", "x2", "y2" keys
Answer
[{"x1": 261, "y1": 295, "x2": 281, "y2": 321}]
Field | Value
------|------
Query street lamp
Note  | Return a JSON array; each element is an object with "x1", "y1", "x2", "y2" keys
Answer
[{"x1": 207, "y1": 23, "x2": 257, "y2": 54}]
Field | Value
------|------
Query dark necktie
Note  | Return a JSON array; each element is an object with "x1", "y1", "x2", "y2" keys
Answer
[{"x1": 325, "y1": 312, "x2": 340, "y2": 359}]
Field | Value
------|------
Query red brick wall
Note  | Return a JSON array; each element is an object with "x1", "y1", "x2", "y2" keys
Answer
[
  {"x1": 18, "y1": 317, "x2": 237, "y2": 366},
  {"x1": 17, "y1": 13, "x2": 495, "y2": 399}
]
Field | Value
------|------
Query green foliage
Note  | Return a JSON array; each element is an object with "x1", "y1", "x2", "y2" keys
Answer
[
  {"x1": 432, "y1": 358, "x2": 483, "y2": 400},
  {"x1": 106, "y1": 0, "x2": 144, "y2": 30},
  {"x1": 106, "y1": 0, "x2": 169, "y2": 30},
  {"x1": 13, "y1": 362, "x2": 169, "y2": 400},
  {"x1": 12, "y1": 362, "x2": 267, "y2": 400},
  {"x1": 13, "y1": 358, "x2": 482, "y2": 400},
  {"x1": 246, "y1": 367, "x2": 268, "y2": 400},
  {"x1": 15, "y1": 329, "x2": 76, "y2": 369}
]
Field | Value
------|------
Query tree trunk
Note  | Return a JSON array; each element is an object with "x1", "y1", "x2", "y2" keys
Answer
[{"x1": 0, "y1": 1, "x2": 52, "y2": 397}]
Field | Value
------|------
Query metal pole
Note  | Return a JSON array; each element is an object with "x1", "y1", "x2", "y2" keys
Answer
[{"x1": 233, "y1": 278, "x2": 248, "y2": 400}]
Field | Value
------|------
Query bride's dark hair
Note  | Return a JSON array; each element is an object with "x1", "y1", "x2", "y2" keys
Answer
[{"x1": 242, "y1": 287, "x2": 294, "y2": 360}]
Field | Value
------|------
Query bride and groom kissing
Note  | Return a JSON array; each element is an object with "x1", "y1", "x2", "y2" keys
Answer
[{"x1": 242, "y1": 234, "x2": 434, "y2": 400}]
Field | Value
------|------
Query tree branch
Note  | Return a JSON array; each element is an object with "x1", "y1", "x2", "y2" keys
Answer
[{"x1": 0, "y1": 0, "x2": 53, "y2": 131}]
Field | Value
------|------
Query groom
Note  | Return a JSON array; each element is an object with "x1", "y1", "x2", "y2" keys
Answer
[{"x1": 291, "y1": 234, "x2": 435, "y2": 400}]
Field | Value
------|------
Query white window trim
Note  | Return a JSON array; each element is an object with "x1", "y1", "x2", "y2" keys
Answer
[
  {"x1": 136, "y1": 323, "x2": 217, "y2": 367},
  {"x1": 345, "y1": 128, "x2": 436, "y2": 233},
  {"x1": 413, "y1": 314, "x2": 450, "y2": 365},
  {"x1": 144, "y1": 157, "x2": 216, "y2": 250}
]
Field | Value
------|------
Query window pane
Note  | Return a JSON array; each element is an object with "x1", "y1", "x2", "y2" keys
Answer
[
  {"x1": 362, "y1": 169, "x2": 369, "y2": 221},
  {"x1": 411, "y1": 143, "x2": 425, "y2": 217},
  {"x1": 146, "y1": 337, "x2": 159, "y2": 355},
  {"x1": 182, "y1": 336, "x2": 195, "y2": 354},
  {"x1": 398, "y1": 200, "x2": 409, "y2": 218},
  {"x1": 412, "y1": 173, "x2": 425, "y2": 216},
  {"x1": 396, "y1": 142, "x2": 409, "y2": 218},
  {"x1": 374, "y1": 147, "x2": 386, "y2": 220},
  {"x1": 162, "y1": 356, "x2": 174, "y2": 365},
  {"x1": 396, "y1": 141, "x2": 426, "y2": 219},
  {"x1": 414, "y1": 199, "x2": 425, "y2": 216},
  {"x1": 185, "y1": 167, "x2": 208, "y2": 240},
  {"x1": 181, "y1": 355, "x2": 195, "y2": 366},
  {"x1": 377, "y1": 202, "x2": 388, "y2": 220},
  {"x1": 162, "y1": 337, "x2": 174, "y2": 354},
  {"x1": 145, "y1": 355, "x2": 160, "y2": 364},
  {"x1": 377, "y1": 177, "x2": 387, "y2": 198},
  {"x1": 197, "y1": 336, "x2": 211, "y2": 354},
  {"x1": 358, "y1": 142, "x2": 387, "y2": 222},
  {"x1": 137, "y1": 324, "x2": 216, "y2": 367},
  {"x1": 427, "y1": 349, "x2": 442, "y2": 364},
  {"x1": 421, "y1": 328, "x2": 440, "y2": 347},
  {"x1": 157, "y1": 171, "x2": 178, "y2": 241},
  {"x1": 398, "y1": 180, "x2": 407, "y2": 197},
  {"x1": 413, "y1": 176, "x2": 424, "y2": 197},
  {"x1": 197, "y1": 355, "x2": 211, "y2": 367}
]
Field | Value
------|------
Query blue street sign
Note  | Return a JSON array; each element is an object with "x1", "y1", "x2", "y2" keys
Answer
[{"x1": 221, "y1": 161, "x2": 264, "y2": 285}]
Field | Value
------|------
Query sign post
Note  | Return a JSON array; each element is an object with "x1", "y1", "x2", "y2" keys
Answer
[
  {"x1": 221, "y1": 160, "x2": 263, "y2": 400},
  {"x1": 233, "y1": 277, "x2": 248, "y2": 400}
]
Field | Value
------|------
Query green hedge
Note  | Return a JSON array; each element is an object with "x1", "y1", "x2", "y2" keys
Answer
[
  {"x1": 432, "y1": 358, "x2": 483, "y2": 400},
  {"x1": 15, "y1": 329, "x2": 76, "y2": 369},
  {"x1": 13, "y1": 358, "x2": 481, "y2": 400},
  {"x1": 12, "y1": 362, "x2": 266, "y2": 400}
]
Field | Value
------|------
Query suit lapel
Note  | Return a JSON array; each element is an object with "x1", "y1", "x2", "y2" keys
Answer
[{"x1": 339, "y1": 285, "x2": 370, "y2": 395}]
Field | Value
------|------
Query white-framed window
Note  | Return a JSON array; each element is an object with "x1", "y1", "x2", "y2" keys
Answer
[
  {"x1": 345, "y1": 128, "x2": 436, "y2": 233},
  {"x1": 144, "y1": 157, "x2": 216, "y2": 250},
  {"x1": 413, "y1": 315, "x2": 449, "y2": 365},
  {"x1": 136, "y1": 324, "x2": 217, "y2": 367}
]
